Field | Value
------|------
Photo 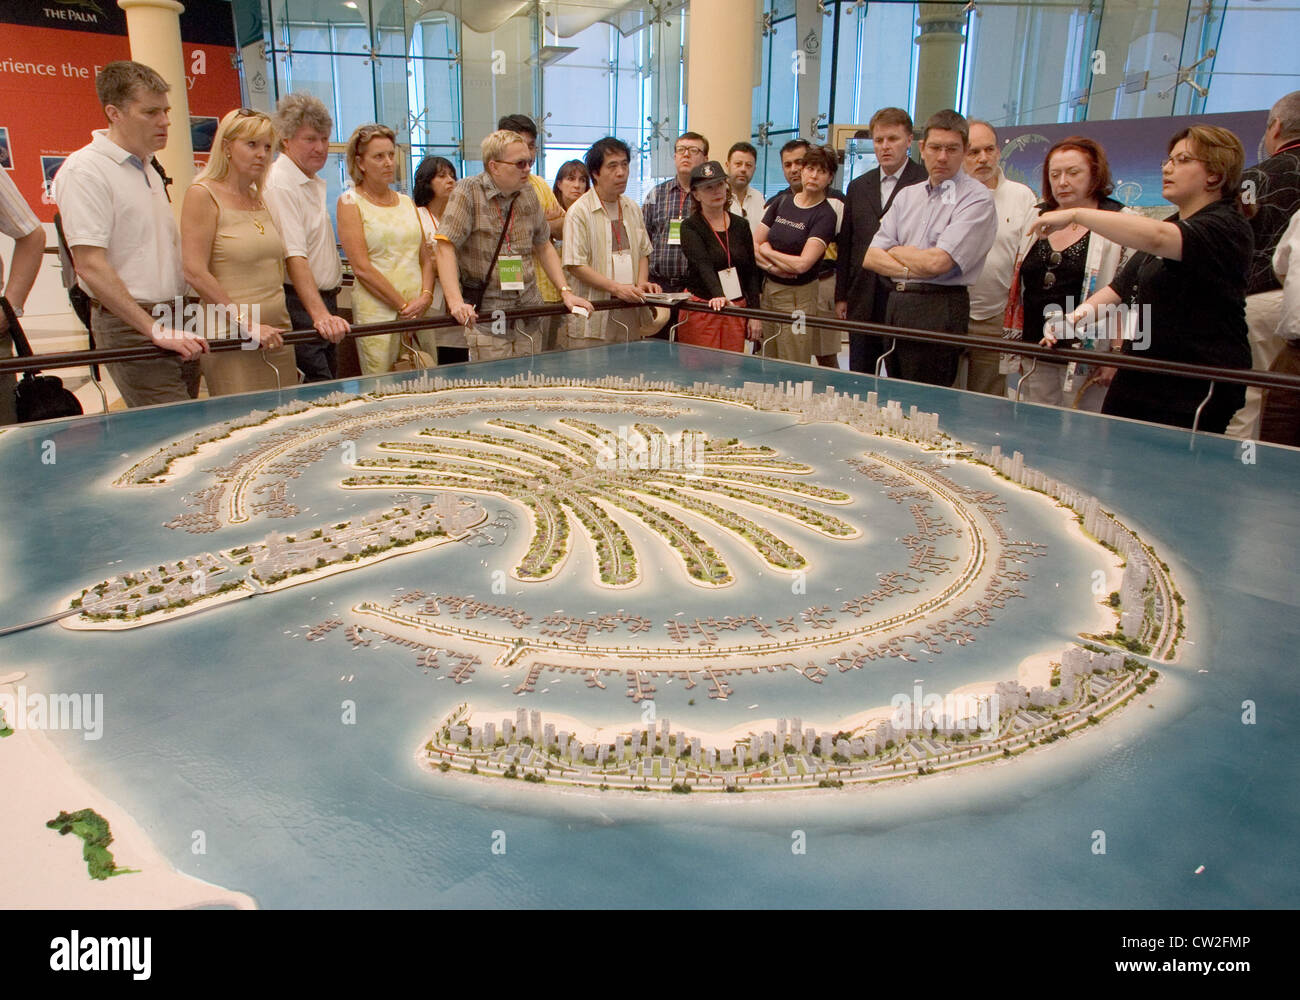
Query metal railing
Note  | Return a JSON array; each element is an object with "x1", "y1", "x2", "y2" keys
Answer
[{"x1": 5, "y1": 298, "x2": 1299, "y2": 436}]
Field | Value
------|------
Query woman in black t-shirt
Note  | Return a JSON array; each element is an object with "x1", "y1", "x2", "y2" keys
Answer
[
  {"x1": 1029, "y1": 125, "x2": 1252, "y2": 433},
  {"x1": 752, "y1": 144, "x2": 840, "y2": 362}
]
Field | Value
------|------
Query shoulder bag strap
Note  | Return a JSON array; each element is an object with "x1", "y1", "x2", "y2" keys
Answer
[{"x1": 482, "y1": 195, "x2": 517, "y2": 287}]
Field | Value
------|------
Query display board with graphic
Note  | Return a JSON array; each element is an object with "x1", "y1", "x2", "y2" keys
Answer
[
  {"x1": 997, "y1": 111, "x2": 1268, "y2": 207},
  {"x1": 0, "y1": 0, "x2": 241, "y2": 220}
]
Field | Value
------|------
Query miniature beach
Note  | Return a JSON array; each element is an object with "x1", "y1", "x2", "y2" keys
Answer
[{"x1": 0, "y1": 671, "x2": 256, "y2": 909}]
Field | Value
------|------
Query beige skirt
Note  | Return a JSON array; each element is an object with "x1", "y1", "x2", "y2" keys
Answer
[{"x1": 201, "y1": 345, "x2": 298, "y2": 397}]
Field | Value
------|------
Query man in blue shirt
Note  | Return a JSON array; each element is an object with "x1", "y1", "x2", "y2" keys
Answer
[{"x1": 865, "y1": 110, "x2": 997, "y2": 387}]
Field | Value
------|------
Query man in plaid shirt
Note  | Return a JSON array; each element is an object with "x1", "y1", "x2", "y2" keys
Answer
[
  {"x1": 435, "y1": 130, "x2": 591, "y2": 361},
  {"x1": 642, "y1": 131, "x2": 709, "y2": 292}
]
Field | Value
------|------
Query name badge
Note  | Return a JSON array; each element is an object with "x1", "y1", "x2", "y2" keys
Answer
[
  {"x1": 668, "y1": 217, "x2": 682, "y2": 246},
  {"x1": 1122, "y1": 307, "x2": 1139, "y2": 343},
  {"x1": 498, "y1": 255, "x2": 524, "y2": 291},
  {"x1": 1062, "y1": 361, "x2": 1078, "y2": 393},
  {"x1": 718, "y1": 266, "x2": 742, "y2": 301},
  {"x1": 612, "y1": 249, "x2": 635, "y2": 285}
]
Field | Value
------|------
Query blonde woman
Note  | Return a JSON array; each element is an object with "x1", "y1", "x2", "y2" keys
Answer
[
  {"x1": 336, "y1": 123, "x2": 436, "y2": 375},
  {"x1": 181, "y1": 107, "x2": 296, "y2": 396}
]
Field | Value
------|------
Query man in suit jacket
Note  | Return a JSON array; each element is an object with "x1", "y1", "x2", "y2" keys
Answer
[{"x1": 835, "y1": 107, "x2": 927, "y2": 373}]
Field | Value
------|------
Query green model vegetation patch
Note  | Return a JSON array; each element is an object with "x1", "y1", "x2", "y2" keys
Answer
[{"x1": 47, "y1": 809, "x2": 138, "y2": 880}]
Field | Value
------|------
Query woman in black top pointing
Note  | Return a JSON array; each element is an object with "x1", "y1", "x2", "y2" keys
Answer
[{"x1": 1031, "y1": 125, "x2": 1252, "y2": 433}]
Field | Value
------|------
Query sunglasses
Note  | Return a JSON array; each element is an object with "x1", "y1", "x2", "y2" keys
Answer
[
  {"x1": 1042, "y1": 250, "x2": 1062, "y2": 289},
  {"x1": 494, "y1": 158, "x2": 533, "y2": 171}
]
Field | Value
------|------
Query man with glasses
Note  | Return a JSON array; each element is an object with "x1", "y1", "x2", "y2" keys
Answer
[
  {"x1": 53, "y1": 60, "x2": 206, "y2": 407},
  {"x1": 863, "y1": 110, "x2": 996, "y2": 387},
  {"x1": 435, "y1": 129, "x2": 592, "y2": 361},
  {"x1": 643, "y1": 131, "x2": 709, "y2": 293},
  {"x1": 498, "y1": 114, "x2": 567, "y2": 347}
]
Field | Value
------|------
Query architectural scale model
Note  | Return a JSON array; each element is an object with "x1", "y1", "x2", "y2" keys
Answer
[{"x1": 54, "y1": 372, "x2": 1178, "y2": 796}]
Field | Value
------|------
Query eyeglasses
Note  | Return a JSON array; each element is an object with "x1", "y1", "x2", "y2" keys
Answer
[
  {"x1": 494, "y1": 158, "x2": 533, "y2": 171},
  {"x1": 674, "y1": 145, "x2": 705, "y2": 157},
  {"x1": 236, "y1": 107, "x2": 269, "y2": 120},
  {"x1": 1161, "y1": 154, "x2": 1208, "y2": 168},
  {"x1": 1042, "y1": 250, "x2": 1063, "y2": 290}
]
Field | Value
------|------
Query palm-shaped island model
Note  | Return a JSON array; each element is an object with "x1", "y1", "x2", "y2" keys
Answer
[
  {"x1": 343, "y1": 417, "x2": 857, "y2": 588},
  {"x1": 54, "y1": 373, "x2": 1176, "y2": 793}
]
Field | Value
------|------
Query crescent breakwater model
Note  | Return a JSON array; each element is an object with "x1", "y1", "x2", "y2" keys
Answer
[{"x1": 62, "y1": 371, "x2": 1181, "y2": 794}]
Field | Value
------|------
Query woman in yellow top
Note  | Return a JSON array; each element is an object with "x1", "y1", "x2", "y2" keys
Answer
[
  {"x1": 181, "y1": 108, "x2": 296, "y2": 396},
  {"x1": 336, "y1": 123, "x2": 437, "y2": 375}
]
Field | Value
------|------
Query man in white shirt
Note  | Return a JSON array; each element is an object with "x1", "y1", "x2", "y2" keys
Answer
[
  {"x1": 1, "y1": 169, "x2": 44, "y2": 424},
  {"x1": 726, "y1": 142, "x2": 766, "y2": 226},
  {"x1": 963, "y1": 119, "x2": 1039, "y2": 396},
  {"x1": 52, "y1": 61, "x2": 205, "y2": 407},
  {"x1": 264, "y1": 92, "x2": 349, "y2": 382},
  {"x1": 1259, "y1": 209, "x2": 1300, "y2": 445},
  {"x1": 560, "y1": 136, "x2": 659, "y2": 350}
]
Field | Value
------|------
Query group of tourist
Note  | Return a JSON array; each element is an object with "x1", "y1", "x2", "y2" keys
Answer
[{"x1": 7, "y1": 58, "x2": 1300, "y2": 441}]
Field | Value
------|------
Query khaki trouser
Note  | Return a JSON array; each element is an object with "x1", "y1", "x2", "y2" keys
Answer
[
  {"x1": 813, "y1": 273, "x2": 842, "y2": 357},
  {"x1": 92, "y1": 302, "x2": 198, "y2": 408},
  {"x1": 1226, "y1": 289, "x2": 1285, "y2": 439},
  {"x1": 466, "y1": 325, "x2": 539, "y2": 361},
  {"x1": 760, "y1": 279, "x2": 819, "y2": 363},
  {"x1": 964, "y1": 314, "x2": 1008, "y2": 397}
]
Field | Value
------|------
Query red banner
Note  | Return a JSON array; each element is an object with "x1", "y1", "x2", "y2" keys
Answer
[{"x1": 0, "y1": 21, "x2": 241, "y2": 221}]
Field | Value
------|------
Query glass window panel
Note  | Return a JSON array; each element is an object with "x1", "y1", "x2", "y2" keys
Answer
[
  {"x1": 766, "y1": 17, "x2": 797, "y2": 131},
  {"x1": 849, "y1": 2, "x2": 915, "y2": 128},
  {"x1": 1202, "y1": 0, "x2": 1300, "y2": 114}
]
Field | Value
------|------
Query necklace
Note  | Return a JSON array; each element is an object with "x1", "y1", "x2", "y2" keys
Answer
[
  {"x1": 252, "y1": 217, "x2": 265, "y2": 235},
  {"x1": 362, "y1": 186, "x2": 397, "y2": 207}
]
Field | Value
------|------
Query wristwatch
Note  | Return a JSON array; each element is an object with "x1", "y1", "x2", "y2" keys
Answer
[{"x1": 895, "y1": 266, "x2": 910, "y2": 292}]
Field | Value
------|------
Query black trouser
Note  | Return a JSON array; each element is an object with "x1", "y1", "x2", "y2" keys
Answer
[
  {"x1": 285, "y1": 285, "x2": 340, "y2": 383},
  {"x1": 882, "y1": 284, "x2": 970, "y2": 386},
  {"x1": 847, "y1": 276, "x2": 891, "y2": 374}
]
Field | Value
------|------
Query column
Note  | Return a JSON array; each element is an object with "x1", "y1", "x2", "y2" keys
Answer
[
  {"x1": 118, "y1": 0, "x2": 194, "y2": 218},
  {"x1": 685, "y1": 0, "x2": 759, "y2": 156},
  {"x1": 913, "y1": 3, "x2": 966, "y2": 126}
]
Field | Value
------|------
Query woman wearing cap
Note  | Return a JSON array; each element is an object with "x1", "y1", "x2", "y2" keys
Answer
[
  {"x1": 1031, "y1": 125, "x2": 1252, "y2": 432},
  {"x1": 752, "y1": 144, "x2": 840, "y2": 362},
  {"x1": 679, "y1": 160, "x2": 763, "y2": 351}
]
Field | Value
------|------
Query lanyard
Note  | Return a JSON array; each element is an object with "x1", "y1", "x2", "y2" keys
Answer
[
  {"x1": 710, "y1": 217, "x2": 731, "y2": 269},
  {"x1": 494, "y1": 198, "x2": 514, "y2": 253},
  {"x1": 676, "y1": 186, "x2": 688, "y2": 218}
]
